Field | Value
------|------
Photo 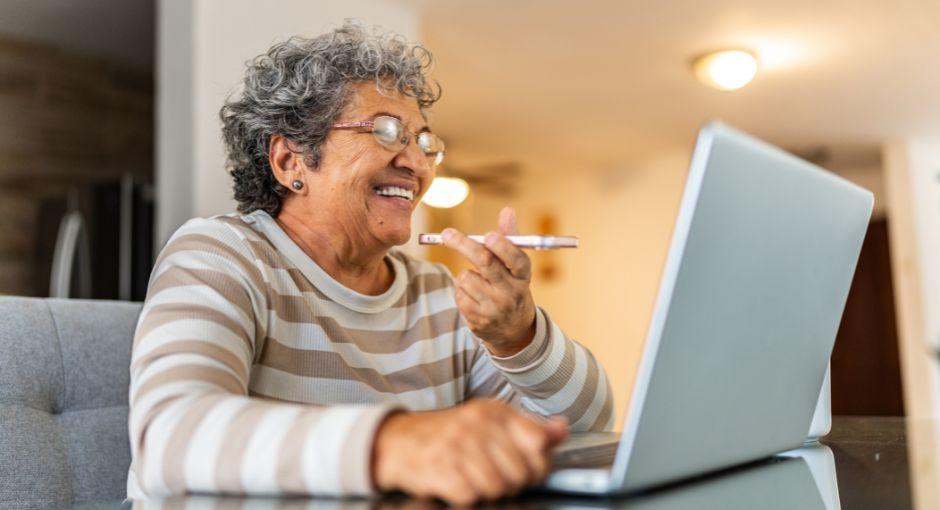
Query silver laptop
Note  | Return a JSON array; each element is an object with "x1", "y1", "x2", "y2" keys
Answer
[{"x1": 542, "y1": 121, "x2": 873, "y2": 495}]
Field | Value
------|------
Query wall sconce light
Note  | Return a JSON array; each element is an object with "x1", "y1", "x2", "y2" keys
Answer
[
  {"x1": 422, "y1": 176, "x2": 469, "y2": 208},
  {"x1": 692, "y1": 49, "x2": 759, "y2": 91}
]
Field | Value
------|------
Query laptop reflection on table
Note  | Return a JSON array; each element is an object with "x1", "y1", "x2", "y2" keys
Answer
[{"x1": 542, "y1": 444, "x2": 838, "y2": 510}]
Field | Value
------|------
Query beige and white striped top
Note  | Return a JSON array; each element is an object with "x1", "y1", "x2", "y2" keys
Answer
[{"x1": 127, "y1": 210, "x2": 613, "y2": 499}]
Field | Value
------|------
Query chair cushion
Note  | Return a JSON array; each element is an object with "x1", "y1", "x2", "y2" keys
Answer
[{"x1": 0, "y1": 297, "x2": 141, "y2": 508}]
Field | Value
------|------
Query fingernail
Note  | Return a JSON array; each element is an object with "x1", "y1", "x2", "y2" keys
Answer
[{"x1": 441, "y1": 228, "x2": 454, "y2": 241}]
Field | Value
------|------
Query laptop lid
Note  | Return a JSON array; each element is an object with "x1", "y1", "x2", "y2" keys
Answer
[{"x1": 610, "y1": 122, "x2": 873, "y2": 492}]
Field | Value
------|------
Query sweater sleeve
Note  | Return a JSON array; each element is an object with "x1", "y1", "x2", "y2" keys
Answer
[
  {"x1": 464, "y1": 306, "x2": 615, "y2": 432},
  {"x1": 128, "y1": 219, "x2": 398, "y2": 498}
]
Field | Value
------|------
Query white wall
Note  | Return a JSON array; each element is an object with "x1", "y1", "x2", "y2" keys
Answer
[
  {"x1": 156, "y1": 0, "x2": 420, "y2": 248},
  {"x1": 156, "y1": 0, "x2": 194, "y2": 250},
  {"x1": 902, "y1": 139, "x2": 940, "y2": 352}
]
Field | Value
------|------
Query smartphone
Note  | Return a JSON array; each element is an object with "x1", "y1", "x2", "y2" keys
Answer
[{"x1": 418, "y1": 233, "x2": 579, "y2": 250}]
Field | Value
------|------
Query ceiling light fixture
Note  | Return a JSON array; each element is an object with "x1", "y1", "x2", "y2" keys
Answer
[
  {"x1": 692, "y1": 49, "x2": 759, "y2": 91},
  {"x1": 421, "y1": 176, "x2": 469, "y2": 208}
]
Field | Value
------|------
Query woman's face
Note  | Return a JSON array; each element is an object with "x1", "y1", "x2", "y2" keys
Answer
[{"x1": 305, "y1": 82, "x2": 436, "y2": 249}]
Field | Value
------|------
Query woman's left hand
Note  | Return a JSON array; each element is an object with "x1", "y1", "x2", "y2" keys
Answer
[{"x1": 442, "y1": 206, "x2": 537, "y2": 357}]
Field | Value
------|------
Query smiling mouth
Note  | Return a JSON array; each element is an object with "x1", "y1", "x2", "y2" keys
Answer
[{"x1": 372, "y1": 185, "x2": 416, "y2": 202}]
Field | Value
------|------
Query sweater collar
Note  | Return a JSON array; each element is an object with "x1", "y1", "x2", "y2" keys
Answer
[{"x1": 246, "y1": 210, "x2": 407, "y2": 313}]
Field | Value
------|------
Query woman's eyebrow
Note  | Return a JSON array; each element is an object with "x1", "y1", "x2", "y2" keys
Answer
[
  {"x1": 371, "y1": 110, "x2": 429, "y2": 131},
  {"x1": 371, "y1": 110, "x2": 401, "y2": 121}
]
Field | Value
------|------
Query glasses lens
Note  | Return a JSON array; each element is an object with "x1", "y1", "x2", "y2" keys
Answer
[
  {"x1": 372, "y1": 116, "x2": 407, "y2": 151},
  {"x1": 418, "y1": 132, "x2": 446, "y2": 166}
]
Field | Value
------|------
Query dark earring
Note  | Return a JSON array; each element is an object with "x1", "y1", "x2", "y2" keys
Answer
[{"x1": 291, "y1": 180, "x2": 304, "y2": 191}]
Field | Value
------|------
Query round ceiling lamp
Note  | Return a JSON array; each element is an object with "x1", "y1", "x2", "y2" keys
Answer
[
  {"x1": 692, "y1": 50, "x2": 759, "y2": 91},
  {"x1": 421, "y1": 176, "x2": 469, "y2": 208}
]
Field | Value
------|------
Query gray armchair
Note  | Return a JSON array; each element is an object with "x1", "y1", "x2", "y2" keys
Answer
[{"x1": 0, "y1": 297, "x2": 142, "y2": 509}]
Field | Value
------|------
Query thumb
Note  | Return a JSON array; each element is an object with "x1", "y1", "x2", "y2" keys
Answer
[
  {"x1": 543, "y1": 416, "x2": 570, "y2": 448},
  {"x1": 498, "y1": 206, "x2": 519, "y2": 236}
]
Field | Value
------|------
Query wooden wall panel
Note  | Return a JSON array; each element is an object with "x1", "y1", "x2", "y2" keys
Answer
[{"x1": 0, "y1": 37, "x2": 152, "y2": 296}]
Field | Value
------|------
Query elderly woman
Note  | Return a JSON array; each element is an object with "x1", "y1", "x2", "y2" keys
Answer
[{"x1": 128, "y1": 23, "x2": 613, "y2": 505}]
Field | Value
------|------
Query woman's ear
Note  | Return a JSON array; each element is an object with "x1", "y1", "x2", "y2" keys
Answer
[{"x1": 269, "y1": 134, "x2": 308, "y2": 193}]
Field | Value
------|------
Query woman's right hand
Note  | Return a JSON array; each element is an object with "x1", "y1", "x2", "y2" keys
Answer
[{"x1": 372, "y1": 399, "x2": 569, "y2": 505}]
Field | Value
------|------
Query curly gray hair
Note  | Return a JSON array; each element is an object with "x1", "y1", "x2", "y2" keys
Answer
[{"x1": 220, "y1": 21, "x2": 441, "y2": 216}]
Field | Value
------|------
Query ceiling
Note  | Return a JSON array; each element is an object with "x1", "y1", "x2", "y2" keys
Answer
[
  {"x1": 1, "y1": 0, "x2": 935, "y2": 173},
  {"x1": 0, "y1": 0, "x2": 153, "y2": 72},
  {"x1": 416, "y1": 0, "x2": 940, "y2": 172}
]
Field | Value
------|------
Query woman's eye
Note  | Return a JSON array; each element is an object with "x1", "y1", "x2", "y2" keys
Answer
[
  {"x1": 417, "y1": 133, "x2": 427, "y2": 146},
  {"x1": 376, "y1": 128, "x2": 398, "y2": 143},
  {"x1": 376, "y1": 130, "x2": 397, "y2": 144},
  {"x1": 373, "y1": 117, "x2": 403, "y2": 144},
  {"x1": 418, "y1": 132, "x2": 442, "y2": 153}
]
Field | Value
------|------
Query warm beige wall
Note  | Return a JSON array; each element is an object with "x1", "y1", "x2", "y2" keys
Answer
[
  {"x1": 522, "y1": 154, "x2": 689, "y2": 431},
  {"x1": 430, "y1": 149, "x2": 691, "y2": 430}
]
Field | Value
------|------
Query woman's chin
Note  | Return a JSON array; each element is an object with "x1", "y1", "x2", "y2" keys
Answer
[
  {"x1": 368, "y1": 197, "x2": 416, "y2": 247},
  {"x1": 375, "y1": 224, "x2": 412, "y2": 248}
]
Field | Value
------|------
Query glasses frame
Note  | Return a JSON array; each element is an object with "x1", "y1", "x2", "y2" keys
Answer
[{"x1": 331, "y1": 115, "x2": 445, "y2": 166}]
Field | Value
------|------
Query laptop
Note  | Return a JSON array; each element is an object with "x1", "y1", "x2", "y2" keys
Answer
[{"x1": 541, "y1": 121, "x2": 873, "y2": 495}]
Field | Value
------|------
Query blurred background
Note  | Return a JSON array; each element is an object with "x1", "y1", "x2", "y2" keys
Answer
[{"x1": 1, "y1": 0, "x2": 938, "y2": 481}]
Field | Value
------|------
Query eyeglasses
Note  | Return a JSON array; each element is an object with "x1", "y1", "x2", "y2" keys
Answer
[{"x1": 331, "y1": 116, "x2": 446, "y2": 166}]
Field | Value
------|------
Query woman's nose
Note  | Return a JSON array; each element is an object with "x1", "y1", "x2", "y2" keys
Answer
[{"x1": 394, "y1": 138, "x2": 433, "y2": 177}]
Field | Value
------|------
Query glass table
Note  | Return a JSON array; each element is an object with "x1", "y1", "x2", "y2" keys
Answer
[{"x1": 73, "y1": 416, "x2": 914, "y2": 509}]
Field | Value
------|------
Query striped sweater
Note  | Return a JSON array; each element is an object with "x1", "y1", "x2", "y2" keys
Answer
[{"x1": 127, "y1": 209, "x2": 613, "y2": 498}]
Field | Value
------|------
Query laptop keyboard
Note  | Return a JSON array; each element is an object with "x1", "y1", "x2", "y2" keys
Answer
[{"x1": 551, "y1": 432, "x2": 620, "y2": 469}]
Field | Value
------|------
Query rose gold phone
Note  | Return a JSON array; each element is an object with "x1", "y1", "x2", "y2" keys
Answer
[{"x1": 418, "y1": 233, "x2": 579, "y2": 250}]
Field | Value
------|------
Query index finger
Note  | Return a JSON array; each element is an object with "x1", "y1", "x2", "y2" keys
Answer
[
  {"x1": 442, "y1": 228, "x2": 508, "y2": 282},
  {"x1": 506, "y1": 414, "x2": 554, "y2": 480},
  {"x1": 498, "y1": 206, "x2": 520, "y2": 236},
  {"x1": 484, "y1": 231, "x2": 531, "y2": 280}
]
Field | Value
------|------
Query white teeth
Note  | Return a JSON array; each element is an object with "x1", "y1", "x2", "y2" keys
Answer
[{"x1": 374, "y1": 186, "x2": 414, "y2": 201}]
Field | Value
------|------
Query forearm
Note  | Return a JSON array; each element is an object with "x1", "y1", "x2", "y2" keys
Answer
[
  {"x1": 130, "y1": 389, "x2": 397, "y2": 496},
  {"x1": 472, "y1": 307, "x2": 615, "y2": 431}
]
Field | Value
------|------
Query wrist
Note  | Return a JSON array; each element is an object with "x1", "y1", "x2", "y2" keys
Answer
[
  {"x1": 486, "y1": 311, "x2": 537, "y2": 358},
  {"x1": 371, "y1": 410, "x2": 408, "y2": 491}
]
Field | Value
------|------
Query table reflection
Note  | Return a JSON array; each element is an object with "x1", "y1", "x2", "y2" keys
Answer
[{"x1": 129, "y1": 444, "x2": 839, "y2": 510}]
